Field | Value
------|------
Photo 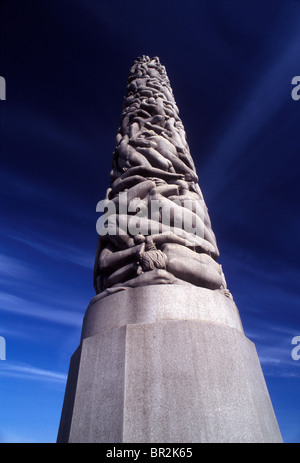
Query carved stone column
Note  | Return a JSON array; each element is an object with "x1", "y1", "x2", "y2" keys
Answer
[{"x1": 57, "y1": 56, "x2": 282, "y2": 443}]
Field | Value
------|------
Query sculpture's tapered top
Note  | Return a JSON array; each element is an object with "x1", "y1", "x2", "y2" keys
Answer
[
  {"x1": 110, "y1": 55, "x2": 197, "y2": 183},
  {"x1": 128, "y1": 56, "x2": 169, "y2": 84},
  {"x1": 126, "y1": 56, "x2": 174, "y2": 111}
]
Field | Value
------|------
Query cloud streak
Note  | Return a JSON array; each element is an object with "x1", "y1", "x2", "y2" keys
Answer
[
  {"x1": 0, "y1": 227, "x2": 94, "y2": 270},
  {"x1": 0, "y1": 254, "x2": 35, "y2": 280},
  {"x1": 201, "y1": 12, "x2": 300, "y2": 199},
  {"x1": 0, "y1": 362, "x2": 67, "y2": 383},
  {"x1": 0, "y1": 291, "x2": 83, "y2": 327},
  {"x1": 15, "y1": 235, "x2": 94, "y2": 269}
]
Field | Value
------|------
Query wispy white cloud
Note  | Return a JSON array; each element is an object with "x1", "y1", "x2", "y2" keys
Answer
[
  {"x1": 0, "y1": 291, "x2": 83, "y2": 327},
  {"x1": 222, "y1": 248, "x2": 300, "y2": 317},
  {"x1": 224, "y1": 247, "x2": 299, "y2": 287},
  {"x1": 222, "y1": 249, "x2": 300, "y2": 379},
  {"x1": 0, "y1": 362, "x2": 67, "y2": 383},
  {"x1": 15, "y1": 234, "x2": 94, "y2": 269},
  {"x1": 0, "y1": 430, "x2": 38, "y2": 444},
  {"x1": 201, "y1": 13, "x2": 300, "y2": 199},
  {"x1": 248, "y1": 323, "x2": 300, "y2": 378},
  {"x1": 0, "y1": 254, "x2": 35, "y2": 280},
  {"x1": 0, "y1": 227, "x2": 94, "y2": 270}
]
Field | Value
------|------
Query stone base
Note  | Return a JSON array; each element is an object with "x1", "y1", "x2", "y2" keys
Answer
[{"x1": 57, "y1": 285, "x2": 282, "y2": 443}]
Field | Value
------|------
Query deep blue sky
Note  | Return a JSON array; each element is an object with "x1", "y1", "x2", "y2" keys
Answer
[{"x1": 1, "y1": 0, "x2": 300, "y2": 443}]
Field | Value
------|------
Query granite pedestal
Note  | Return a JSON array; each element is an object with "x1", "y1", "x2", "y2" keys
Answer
[{"x1": 57, "y1": 285, "x2": 282, "y2": 443}]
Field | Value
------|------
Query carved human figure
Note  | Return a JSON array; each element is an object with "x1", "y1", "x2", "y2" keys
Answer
[{"x1": 94, "y1": 56, "x2": 231, "y2": 299}]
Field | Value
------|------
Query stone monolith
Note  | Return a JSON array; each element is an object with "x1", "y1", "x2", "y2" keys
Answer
[{"x1": 57, "y1": 56, "x2": 283, "y2": 443}]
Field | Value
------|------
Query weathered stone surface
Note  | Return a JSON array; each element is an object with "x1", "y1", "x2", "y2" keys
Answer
[
  {"x1": 81, "y1": 285, "x2": 243, "y2": 340},
  {"x1": 123, "y1": 320, "x2": 281, "y2": 443},
  {"x1": 57, "y1": 286, "x2": 282, "y2": 443},
  {"x1": 58, "y1": 327, "x2": 126, "y2": 443},
  {"x1": 57, "y1": 56, "x2": 282, "y2": 443}
]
